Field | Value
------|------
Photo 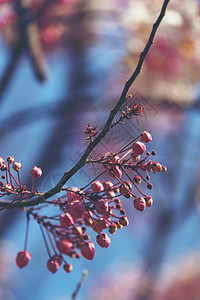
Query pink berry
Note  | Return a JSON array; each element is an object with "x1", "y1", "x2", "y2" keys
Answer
[
  {"x1": 60, "y1": 212, "x2": 74, "y2": 228},
  {"x1": 12, "y1": 162, "x2": 22, "y2": 171},
  {"x1": 134, "y1": 197, "x2": 146, "y2": 211},
  {"x1": 91, "y1": 180, "x2": 104, "y2": 192},
  {"x1": 80, "y1": 242, "x2": 95, "y2": 260},
  {"x1": 132, "y1": 141, "x2": 146, "y2": 155},
  {"x1": 96, "y1": 233, "x2": 111, "y2": 248},
  {"x1": 30, "y1": 166, "x2": 42, "y2": 179},
  {"x1": 16, "y1": 250, "x2": 31, "y2": 269},
  {"x1": 141, "y1": 131, "x2": 152, "y2": 143},
  {"x1": 47, "y1": 259, "x2": 60, "y2": 273}
]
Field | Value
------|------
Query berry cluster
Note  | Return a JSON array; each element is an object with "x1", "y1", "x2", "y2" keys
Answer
[{"x1": 13, "y1": 131, "x2": 166, "y2": 274}]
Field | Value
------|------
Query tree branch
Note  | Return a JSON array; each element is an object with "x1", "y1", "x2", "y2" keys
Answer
[{"x1": 0, "y1": 0, "x2": 170, "y2": 208}]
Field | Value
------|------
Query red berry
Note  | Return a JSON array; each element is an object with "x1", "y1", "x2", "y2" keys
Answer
[{"x1": 16, "y1": 250, "x2": 31, "y2": 269}]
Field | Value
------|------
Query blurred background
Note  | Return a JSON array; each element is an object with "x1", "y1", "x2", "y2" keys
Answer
[{"x1": 0, "y1": 0, "x2": 200, "y2": 299}]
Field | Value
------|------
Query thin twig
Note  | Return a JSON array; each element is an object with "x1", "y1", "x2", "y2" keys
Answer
[
  {"x1": 72, "y1": 270, "x2": 88, "y2": 300},
  {"x1": 0, "y1": 0, "x2": 170, "y2": 208}
]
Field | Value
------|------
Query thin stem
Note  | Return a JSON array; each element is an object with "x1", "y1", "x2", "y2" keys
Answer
[{"x1": 72, "y1": 270, "x2": 88, "y2": 300}]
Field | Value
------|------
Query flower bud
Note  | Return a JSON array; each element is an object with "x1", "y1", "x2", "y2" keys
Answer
[
  {"x1": 162, "y1": 165, "x2": 167, "y2": 172},
  {"x1": 109, "y1": 165, "x2": 122, "y2": 179},
  {"x1": 147, "y1": 183, "x2": 153, "y2": 190},
  {"x1": 95, "y1": 199, "x2": 109, "y2": 214},
  {"x1": 68, "y1": 200, "x2": 86, "y2": 221},
  {"x1": 16, "y1": 250, "x2": 31, "y2": 269},
  {"x1": 134, "y1": 197, "x2": 146, "y2": 211},
  {"x1": 0, "y1": 157, "x2": 5, "y2": 168},
  {"x1": 131, "y1": 153, "x2": 140, "y2": 163},
  {"x1": 119, "y1": 216, "x2": 129, "y2": 226},
  {"x1": 67, "y1": 187, "x2": 80, "y2": 202},
  {"x1": 107, "y1": 190, "x2": 116, "y2": 199},
  {"x1": 120, "y1": 181, "x2": 132, "y2": 198},
  {"x1": 132, "y1": 141, "x2": 146, "y2": 155},
  {"x1": 7, "y1": 156, "x2": 14, "y2": 164},
  {"x1": 56, "y1": 240, "x2": 73, "y2": 255},
  {"x1": 60, "y1": 212, "x2": 74, "y2": 228},
  {"x1": 96, "y1": 233, "x2": 111, "y2": 248},
  {"x1": 72, "y1": 225, "x2": 83, "y2": 236},
  {"x1": 141, "y1": 131, "x2": 152, "y2": 143},
  {"x1": 152, "y1": 162, "x2": 162, "y2": 173},
  {"x1": 47, "y1": 259, "x2": 60, "y2": 273},
  {"x1": 91, "y1": 180, "x2": 104, "y2": 193},
  {"x1": 63, "y1": 263, "x2": 73, "y2": 273},
  {"x1": 145, "y1": 196, "x2": 153, "y2": 208},
  {"x1": 52, "y1": 254, "x2": 63, "y2": 266},
  {"x1": 133, "y1": 176, "x2": 141, "y2": 184},
  {"x1": 80, "y1": 242, "x2": 95, "y2": 260},
  {"x1": 109, "y1": 223, "x2": 117, "y2": 234},
  {"x1": 12, "y1": 162, "x2": 22, "y2": 172},
  {"x1": 4, "y1": 183, "x2": 12, "y2": 192},
  {"x1": 30, "y1": 166, "x2": 42, "y2": 179},
  {"x1": 103, "y1": 180, "x2": 113, "y2": 191}
]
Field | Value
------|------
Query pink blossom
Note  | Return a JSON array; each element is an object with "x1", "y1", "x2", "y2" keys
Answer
[
  {"x1": 68, "y1": 200, "x2": 86, "y2": 220},
  {"x1": 91, "y1": 180, "x2": 104, "y2": 192},
  {"x1": 30, "y1": 166, "x2": 42, "y2": 179},
  {"x1": 141, "y1": 131, "x2": 152, "y2": 143}
]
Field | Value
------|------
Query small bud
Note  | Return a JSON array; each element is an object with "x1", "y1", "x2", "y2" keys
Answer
[
  {"x1": 95, "y1": 199, "x2": 109, "y2": 214},
  {"x1": 145, "y1": 196, "x2": 153, "y2": 208},
  {"x1": 152, "y1": 162, "x2": 162, "y2": 173},
  {"x1": 134, "y1": 197, "x2": 146, "y2": 211},
  {"x1": 1, "y1": 164, "x2": 7, "y2": 171},
  {"x1": 120, "y1": 181, "x2": 132, "y2": 198},
  {"x1": 115, "y1": 221, "x2": 123, "y2": 229},
  {"x1": 147, "y1": 183, "x2": 153, "y2": 190},
  {"x1": 141, "y1": 131, "x2": 152, "y2": 143},
  {"x1": 120, "y1": 209, "x2": 126, "y2": 215},
  {"x1": 91, "y1": 180, "x2": 104, "y2": 192},
  {"x1": 72, "y1": 225, "x2": 83, "y2": 236},
  {"x1": 151, "y1": 151, "x2": 156, "y2": 156},
  {"x1": 132, "y1": 141, "x2": 146, "y2": 155},
  {"x1": 162, "y1": 165, "x2": 167, "y2": 172},
  {"x1": 109, "y1": 223, "x2": 117, "y2": 234},
  {"x1": 103, "y1": 180, "x2": 113, "y2": 190},
  {"x1": 133, "y1": 176, "x2": 141, "y2": 184},
  {"x1": 52, "y1": 254, "x2": 62, "y2": 266},
  {"x1": 30, "y1": 166, "x2": 42, "y2": 179},
  {"x1": 12, "y1": 162, "x2": 22, "y2": 172},
  {"x1": 60, "y1": 212, "x2": 74, "y2": 228},
  {"x1": 47, "y1": 259, "x2": 60, "y2": 274},
  {"x1": 119, "y1": 216, "x2": 129, "y2": 226},
  {"x1": 107, "y1": 190, "x2": 116, "y2": 199},
  {"x1": 96, "y1": 233, "x2": 111, "y2": 248},
  {"x1": 16, "y1": 251, "x2": 31, "y2": 269},
  {"x1": 63, "y1": 263, "x2": 73, "y2": 273},
  {"x1": 4, "y1": 183, "x2": 12, "y2": 192},
  {"x1": 67, "y1": 187, "x2": 80, "y2": 202},
  {"x1": 80, "y1": 242, "x2": 95, "y2": 260},
  {"x1": 7, "y1": 156, "x2": 14, "y2": 164}
]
